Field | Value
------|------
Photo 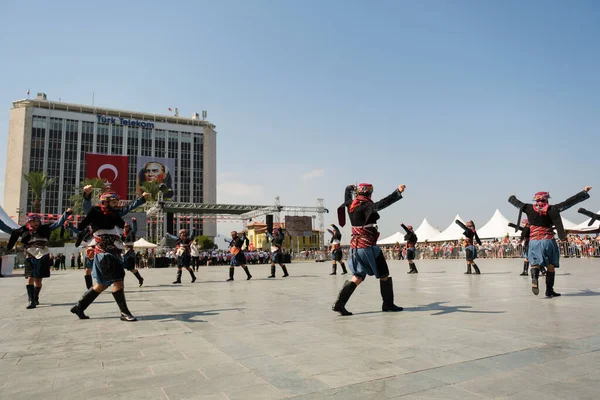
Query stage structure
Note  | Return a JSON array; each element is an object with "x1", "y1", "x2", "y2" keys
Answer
[{"x1": 145, "y1": 198, "x2": 329, "y2": 248}]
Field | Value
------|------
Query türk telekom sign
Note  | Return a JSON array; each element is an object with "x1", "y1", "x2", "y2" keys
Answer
[{"x1": 96, "y1": 115, "x2": 155, "y2": 129}]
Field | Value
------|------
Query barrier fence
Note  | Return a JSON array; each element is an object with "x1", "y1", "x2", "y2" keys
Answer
[{"x1": 292, "y1": 237, "x2": 600, "y2": 261}]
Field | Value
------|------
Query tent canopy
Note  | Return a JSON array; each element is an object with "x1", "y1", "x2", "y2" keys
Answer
[
  {"x1": 377, "y1": 231, "x2": 404, "y2": 245},
  {"x1": 413, "y1": 218, "x2": 441, "y2": 242},
  {"x1": 429, "y1": 214, "x2": 465, "y2": 242},
  {"x1": 134, "y1": 238, "x2": 157, "y2": 248},
  {"x1": 573, "y1": 209, "x2": 600, "y2": 232},
  {"x1": 476, "y1": 209, "x2": 521, "y2": 239}
]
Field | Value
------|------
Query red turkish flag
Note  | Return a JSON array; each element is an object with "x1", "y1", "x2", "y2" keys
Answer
[{"x1": 85, "y1": 153, "x2": 129, "y2": 199}]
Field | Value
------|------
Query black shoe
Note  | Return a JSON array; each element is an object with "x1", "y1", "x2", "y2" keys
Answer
[
  {"x1": 532, "y1": 279, "x2": 539, "y2": 295},
  {"x1": 191, "y1": 276, "x2": 197, "y2": 283},
  {"x1": 26, "y1": 285, "x2": 36, "y2": 309},
  {"x1": 120, "y1": 312, "x2": 137, "y2": 322},
  {"x1": 268, "y1": 265, "x2": 276, "y2": 278},
  {"x1": 330, "y1": 272, "x2": 337, "y2": 275},
  {"x1": 546, "y1": 290, "x2": 561, "y2": 298},
  {"x1": 138, "y1": 277, "x2": 144, "y2": 287},
  {"x1": 70, "y1": 305, "x2": 89, "y2": 319},
  {"x1": 226, "y1": 278, "x2": 234, "y2": 281},
  {"x1": 268, "y1": 275, "x2": 275, "y2": 279},
  {"x1": 172, "y1": 280, "x2": 181, "y2": 284},
  {"x1": 281, "y1": 265, "x2": 289, "y2": 277},
  {"x1": 473, "y1": 264, "x2": 481, "y2": 274},
  {"x1": 519, "y1": 272, "x2": 528, "y2": 276},
  {"x1": 332, "y1": 280, "x2": 357, "y2": 316},
  {"x1": 380, "y1": 278, "x2": 403, "y2": 312}
]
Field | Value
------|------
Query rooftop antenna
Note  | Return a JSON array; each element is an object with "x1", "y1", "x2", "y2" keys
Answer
[{"x1": 92, "y1": 92, "x2": 95, "y2": 106}]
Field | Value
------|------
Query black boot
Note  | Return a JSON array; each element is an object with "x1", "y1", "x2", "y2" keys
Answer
[
  {"x1": 189, "y1": 269, "x2": 197, "y2": 283},
  {"x1": 412, "y1": 262, "x2": 418, "y2": 273},
  {"x1": 520, "y1": 261, "x2": 529, "y2": 276},
  {"x1": 268, "y1": 265, "x2": 276, "y2": 278},
  {"x1": 281, "y1": 265, "x2": 289, "y2": 277},
  {"x1": 34, "y1": 286, "x2": 41, "y2": 305},
  {"x1": 407, "y1": 263, "x2": 414, "y2": 274},
  {"x1": 227, "y1": 267, "x2": 234, "y2": 281},
  {"x1": 340, "y1": 262, "x2": 347, "y2": 274},
  {"x1": 243, "y1": 266, "x2": 252, "y2": 280},
  {"x1": 330, "y1": 264, "x2": 337, "y2": 275},
  {"x1": 26, "y1": 285, "x2": 36, "y2": 309},
  {"x1": 465, "y1": 264, "x2": 472, "y2": 274},
  {"x1": 84, "y1": 275, "x2": 93, "y2": 289},
  {"x1": 70, "y1": 288, "x2": 101, "y2": 319},
  {"x1": 545, "y1": 271, "x2": 561, "y2": 298},
  {"x1": 112, "y1": 289, "x2": 137, "y2": 321},
  {"x1": 540, "y1": 266, "x2": 547, "y2": 276},
  {"x1": 173, "y1": 270, "x2": 182, "y2": 284},
  {"x1": 473, "y1": 264, "x2": 481, "y2": 274},
  {"x1": 531, "y1": 268, "x2": 540, "y2": 296},
  {"x1": 380, "y1": 278, "x2": 403, "y2": 312},
  {"x1": 332, "y1": 280, "x2": 357, "y2": 316},
  {"x1": 133, "y1": 271, "x2": 144, "y2": 287}
]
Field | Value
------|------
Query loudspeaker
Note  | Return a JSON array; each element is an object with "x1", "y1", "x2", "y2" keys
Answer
[
  {"x1": 266, "y1": 215, "x2": 273, "y2": 234},
  {"x1": 166, "y1": 212, "x2": 174, "y2": 234}
]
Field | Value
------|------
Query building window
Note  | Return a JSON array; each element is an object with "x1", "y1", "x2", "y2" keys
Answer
[
  {"x1": 80, "y1": 121, "x2": 94, "y2": 184},
  {"x1": 97, "y1": 122, "x2": 109, "y2": 154},
  {"x1": 62, "y1": 119, "x2": 78, "y2": 210},
  {"x1": 111, "y1": 125, "x2": 123, "y2": 155},
  {"x1": 128, "y1": 127, "x2": 139, "y2": 200}
]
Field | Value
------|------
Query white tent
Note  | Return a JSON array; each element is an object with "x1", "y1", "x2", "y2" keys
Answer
[
  {"x1": 572, "y1": 209, "x2": 600, "y2": 232},
  {"x1": 476, "y1": 209, "x2": 521, "y2": 239},
  {"x1": 429, "y1": 214, "x2": 465, "y2": 242},
  {"x1": 377, "y1": 231, "x2": 404, "y2": 245},
  {"x1": 0, "y1": 205, "x2": 19, "y2": 231},
  {"x1": 134, "y1": 238, "x2": 158, "y2": 248},
  {"x1": 413, "y1": 218, "x2": 441, "y2": 242},
  {"x1": 561, "y1": 216, "x2": 578, "y2": 230}
]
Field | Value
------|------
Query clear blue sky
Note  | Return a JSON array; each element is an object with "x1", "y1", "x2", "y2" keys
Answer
[{"x1": 1, "y1": 0, "x2": 599, "y2": 242}]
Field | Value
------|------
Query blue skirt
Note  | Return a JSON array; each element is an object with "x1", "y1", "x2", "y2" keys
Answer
[
  {"x1": 528, "y1": 240, "x2": 560, "y2": 268},
  {"x1": 348, "y1": 246, "x2": 389, "y2": 279},
  {"x1": 92, "y1": 253, "x2": 125, "y2": 285},
  {"x1": 466, "y1": 245, "x2": 478, "y2": 261},
  {"x1": 406, "y1": 247, "x2": 416, "y2": 261},
  {"x1": 331, "y1": 248, "x2": 343, "y2": 261},
  {"x1": 230, "y1": 251, "x2": 246, "y2": 266}
]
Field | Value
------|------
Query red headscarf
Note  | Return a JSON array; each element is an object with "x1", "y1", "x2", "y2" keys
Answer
[
  {"x1": 533, "y1": 192, "x2": 550, "y2": 216},
  {"x1": 350, "y1": 183, "x2": 374, "y2": 213}
]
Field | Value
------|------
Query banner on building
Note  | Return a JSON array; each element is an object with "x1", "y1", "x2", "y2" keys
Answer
[
  {"x1": 136, "y1": 156, "x2": 175, "y2": 198},
  {"x1": 284, "y1": 216, "x2": 313, "y2": 237},
  {"x1": 85, "y1": 153, "x2": 129, "y2": 199}
]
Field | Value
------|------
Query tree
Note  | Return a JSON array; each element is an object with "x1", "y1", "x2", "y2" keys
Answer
[
  {"x1": 195, "y1": 235, "x2": 215, "y2": 250},
  {"x1": 23, "y1": 171, "x2": 55, "y2": 213},
  {"x1": 69, "y1": 178, "x2": 107, "y2": 214},
  {"x1": 140, "y1": 181, "x2": 162, "y2": 201},
  {"x1": 48, "y1": 226, "x2": 75, "y2": 247}
]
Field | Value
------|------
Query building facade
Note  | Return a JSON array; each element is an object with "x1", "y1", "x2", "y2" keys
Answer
[{"x1": 3, "y1": 94, "x2": 216, "y2": 237}]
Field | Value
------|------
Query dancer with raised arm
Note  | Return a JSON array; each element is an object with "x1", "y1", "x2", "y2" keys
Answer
[
  {"x1": 173, "y1": 229, "x2": 197, "y2": 284},
  {"x1": 456, "y1": 220, "x2": 482, "y2": 274},
  {"x1": 267, "y1": 228, "x2": 289, "y2": 278},
  {"x1": 332, "y1": 183, "x2": 406, "y2": 316},
  {"x1": 70, "y1": 191, "x2": 149, "y2": 321},
  {"x1": 400, "y1": 223, "x2": 418, "y2": 274},
  {"x1": 7, "y1": 210, "x2": 71, "y2": 308},
  {"x1": 510, "y1": 219, "x2": 531, "y2": 276},
  {"x1": 225, "y1": 231, "x2": 252, "y2": 281},
  {"x1": 508, "y1": 187, "x2": 591, "y2": 297},
  {"x1": 327, "y1": 224, "x2": 347, "y2": 275}
]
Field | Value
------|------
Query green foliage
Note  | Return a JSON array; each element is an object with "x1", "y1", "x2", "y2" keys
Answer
[
  {"x1": 48, "y1": 227, "x2": 75, "y2": 247},
  {"x1": 195, "y1": 235, "x2": 215, "y2": 250},
  {"x1": 23, "y1": 171, "x2": 55, "y2": 213}
]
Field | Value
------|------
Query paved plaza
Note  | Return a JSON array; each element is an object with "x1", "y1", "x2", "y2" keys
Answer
[{"x1": 1, "y1": 258, "x2": 600, "y2": 400}]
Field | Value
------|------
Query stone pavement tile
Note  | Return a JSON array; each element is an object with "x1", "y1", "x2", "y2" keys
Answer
[
  {"x1": 251, "y1": 363, "x2": 331, "y2": 397},
  {"x1": 289, "y1": 386, "x2": 381, "y2": 400},
  {"x1": 178, "y1": 394, "x2": 227, "y2": 400},
  {"x1": 392, "y1": 385, "x2": 490, "y2": 399},
  {"x1": 419, "y1": 359, "x2": 500, "y2": 384},
  {"x1": 90, "y1": 387, "x2": 168, "y2": 400},
  {"x1": 223, "y1": 383, "x2": 287, "y2": 400},
  {"x1": 313, "y1": 368, "x2": 377, "y2": 388},
  {"x1": 198, "y1": 361, "x2": 250, "y2": 379},
  {"x1": 106, "y1": 369, "x2": 207, "y2": 396},
  {"x1": 535, "y1": 378, "x2": 600, "y2": 400},
  {"x1": 456, "y1": 369, "x2": 556, "y2": 398},
  {"x1": 532, "y1": 350, "x2": 600, "y2": 380},
  {"x1": 472, "y1": 349, "x2": 545, "y2": 372},
  {"x1": 149, "y1": 358, "x2": 232, "y2": 376},
  {"x1": 238, "y1": 354, "x2": 290, "y2": 370},
  {"x1": 357, "y1": 373, "x2": 447, "y2": 399},
  {"x1": 495, "y1": 389, "x2": 563, "y2": 400}
]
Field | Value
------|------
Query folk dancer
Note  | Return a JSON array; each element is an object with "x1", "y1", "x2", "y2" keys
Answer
[
  {"x1": 327, "y1": 224, "x2": 347, "y2": 275},
  {"x1": 7, "y1": 210, "x2": 71, "y2": 308},
  {"x1": 456, "y1": 220, "x2": 482, "y2": 274},
  {"x1": 70, "y1": 191, "x2": 149, "y2": 321},
  {"x1": 508, "y1": 187, "x2": 591, "y2": 297},
  {"x1": 400, "y1": 223, "x2": 418, "y2": 274},
  {"x1": 332, "y1": 183, "x2": 406, "y2": 316},
  {"x1": 122, "y1": 218, "x2": 144, "y2": 287},
  {"x1": 225, "y1": 231, "x2": 252, "y2": 281},
  {"x1": 173, "y1": 229, "x2": 197, "y2": 284},
  {"x1": 267, "y1": 228, "x2": 289, "y2": 278}
]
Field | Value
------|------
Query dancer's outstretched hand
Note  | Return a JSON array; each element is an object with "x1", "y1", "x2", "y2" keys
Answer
[
  {"x1": 83, "y1": 185, "x2": 93, "y2": 195},
  {"x1": 398, "y1": 185, "x2": 406, "y2": 193},
  {"x1": 584, "y1": 186, "x2": 592, "y2": 192},
  {"x1": 142, "y1": 192, "x2": 152, "y2": 200}
]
